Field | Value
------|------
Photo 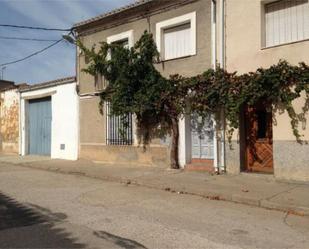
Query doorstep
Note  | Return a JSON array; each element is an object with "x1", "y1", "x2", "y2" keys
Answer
[{"x1": 185, "y1": 159, "x2": 215, "y2": 173}]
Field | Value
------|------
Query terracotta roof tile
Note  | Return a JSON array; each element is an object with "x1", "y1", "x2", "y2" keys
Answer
[
  {"x1": 73, "y1": 0, "x2": 152, "y2": 28},
  {"x1": 20, "y1": 76, "x2": 76, "y2": 92}
]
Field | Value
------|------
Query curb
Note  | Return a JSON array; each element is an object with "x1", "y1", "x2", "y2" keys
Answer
[
  {"x1": 260, "y1": 200, "x2": 309, "y2": 216},
  {"x1": 231, "y1": 194, "x2": 261, "y2": 207},
  {"x1": 3, "y1": 162, "x2": 309, "y2": 217}
]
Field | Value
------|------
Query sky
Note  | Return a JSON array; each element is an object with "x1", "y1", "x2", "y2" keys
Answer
[{"x1": 0, "y1": 0, "x2": 134, "y2": 84}]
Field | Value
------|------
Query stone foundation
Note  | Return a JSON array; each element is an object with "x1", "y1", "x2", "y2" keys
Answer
[
  {"x1": 225, "y1": 141, "x2": 241, "y2": 175},
  {"x1": 225, "y1": 139, "x2": 309, "y2": 182},
  {"x1": 273, "y1": 141, "x2": 309, "y2": 182}
]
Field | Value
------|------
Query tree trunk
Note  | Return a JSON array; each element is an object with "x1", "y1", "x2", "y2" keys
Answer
[{"x1": 170, "y1": 117, "x2": 180, "y2": 169}]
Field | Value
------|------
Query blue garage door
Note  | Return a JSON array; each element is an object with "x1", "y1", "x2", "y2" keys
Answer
[{"x1": 28, "y1": 97, "x2": 52, "y2": 155}]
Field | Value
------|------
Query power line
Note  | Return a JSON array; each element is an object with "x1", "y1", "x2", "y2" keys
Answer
[
  {"x1": 0, "y1": 24, "x2": 71, "y2": 31},
  {"x1": 0, "y1": 38, "x2": 64, "y2": 67},
  {"x1": 0, "y1": 35, "x2": 59, "y2": 42}
]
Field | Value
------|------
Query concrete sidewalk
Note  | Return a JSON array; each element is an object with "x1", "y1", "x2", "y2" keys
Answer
[{"x1": 0, "y1": 155, "x2": 308, "y2": 216}]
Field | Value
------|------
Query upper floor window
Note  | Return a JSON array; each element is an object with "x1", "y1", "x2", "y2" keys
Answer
[
  {"x1": 112, "y1": 39, "x2": 129, "y2": 49},
  {"x1": 163, "y1": 23, "x2": 191, "y2": 60},
  {"x1": 94, "y1": 31, "x2": 133, "y2": 91},
  {"x1": 107, "y1": 30, "x2": 134, "y2": 48},
  {"x1": 264, "y1": 0, "x2": 309, "y2": 47},
  {"x1": 156, "y1": 12, "x2": 196, "y2": 60}
]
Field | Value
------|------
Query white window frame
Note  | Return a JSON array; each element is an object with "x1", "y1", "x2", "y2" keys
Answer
[
  {"x1": 262, "y1": 0, "x2": 309, "y2": 48},
  {"x1": 107, "y1": 30, "x2": 134, "y2": 47},
  {"x1": 156, "y1": 12, "x2": 196, "y2": 60},
  {"x1": 106, "y1": 30, "x2": 135, "y2": 145}
]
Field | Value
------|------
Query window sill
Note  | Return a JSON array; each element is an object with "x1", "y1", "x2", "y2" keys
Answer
[
  {"x1": 261, "y1": 38, "x2": 309, "y2": 50},
  {"x1": 106, "y1": 144, "x2": 133, "y2": 146},
  {"x1": 157, "y1": 54, "x2": 196, "y2": 63}
]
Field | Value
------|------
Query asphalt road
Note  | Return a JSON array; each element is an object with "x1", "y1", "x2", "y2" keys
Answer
[{"x1": 0, "y1": 163, "x2": 308, "y2": 249}]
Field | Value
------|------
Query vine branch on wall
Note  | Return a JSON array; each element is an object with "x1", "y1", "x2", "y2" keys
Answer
[{"x1": 78, "y1": 31, "x2": 309, "y2": 168}]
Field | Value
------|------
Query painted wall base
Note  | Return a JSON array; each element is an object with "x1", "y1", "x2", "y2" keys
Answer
[
  {"x1": 79, "y1": 144, "x2": 170, "y2": 168},
  {"x1": 1, "y1": 142, "x2": 19, "y2": 154},
  {"x1": 225, "y1": 140, "x2": 309, "y2": 182},
  {"x1": 273, "y1": 141, "x2": 309, "y2": 182},
  {"x1": 225, "y1": 141, "x2": 241, "y2": 175}
]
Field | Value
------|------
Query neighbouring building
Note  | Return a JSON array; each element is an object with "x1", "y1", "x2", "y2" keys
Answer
[
  {"x1": 224, "y1": 0, "x2": 309, "y2": 181},
  {"x1": 0, "y1": 80, "x2": 16, "y2": 90},
  {"x1": 0, "y1": 81, "x2": 20, "y2": 154},
  {"x1": 19, "y1": 77, "x2": 79, "y2": 160}
]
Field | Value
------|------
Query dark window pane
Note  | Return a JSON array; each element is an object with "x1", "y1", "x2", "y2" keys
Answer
[{"x1": 257, "y1": 110, "x2": 267, "y2": 139}]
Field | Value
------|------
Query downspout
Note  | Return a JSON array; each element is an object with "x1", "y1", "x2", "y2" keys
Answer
[
  {"x1": 219, "y1": 0, "x2": 226, "y2": 172},
  {"x1": 75, "y1": 30, "x2": 80, "y2": 161},
  {"x1": 18, "y1": 89, "x2": 22, "y2": 155},
  {"x1": 211, "y1": 0, "x2": 219, "y2": 172}
]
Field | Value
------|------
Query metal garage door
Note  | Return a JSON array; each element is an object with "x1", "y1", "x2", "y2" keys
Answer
[{"x1": 28, "y1": 97, "x2": 52, "y2": 155}]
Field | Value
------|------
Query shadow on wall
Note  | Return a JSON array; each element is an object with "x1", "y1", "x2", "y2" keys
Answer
[{"x1": 0, "y1": 191, "x2": 84, "y2": 248}]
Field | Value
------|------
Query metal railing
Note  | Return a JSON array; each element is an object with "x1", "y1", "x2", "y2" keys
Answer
[{"x1": 106, "y1": 102, "x2": 133, "y2": 145}]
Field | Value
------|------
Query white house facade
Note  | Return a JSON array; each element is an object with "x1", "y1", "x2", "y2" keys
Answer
[{"x1": 19, "y1": 77, "x2": 79, "y2": 160}]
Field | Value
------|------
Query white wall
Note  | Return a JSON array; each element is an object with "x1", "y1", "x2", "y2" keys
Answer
[
  {"x1": 178, "y1": 115, "x2": 192, "y2": 168},
  {"x1": 20, "y1": 82, "x2": 79, "y2": 160}
]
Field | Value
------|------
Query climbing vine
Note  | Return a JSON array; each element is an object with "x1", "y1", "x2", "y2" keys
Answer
[
  {"x1": 184, "y1": 61, "x2": 309, "y2": 144},
  {"x1": 78, "y1": 31, "x2": 309, "y2": 169}
]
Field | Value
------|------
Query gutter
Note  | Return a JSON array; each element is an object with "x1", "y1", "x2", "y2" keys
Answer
[{"x1": 212, "y1": 0, "x2": 226, "y2": 173}]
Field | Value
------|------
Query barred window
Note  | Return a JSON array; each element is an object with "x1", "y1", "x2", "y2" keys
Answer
[
  {"x1": 106, "y1": 102, "x2": 133, "y2": 145},
  {"x1": 105, "y1": 35, "x2": 133, "y2": 145}
]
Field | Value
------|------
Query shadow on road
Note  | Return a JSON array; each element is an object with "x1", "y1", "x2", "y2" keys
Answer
[
  {"x1": 94, "y1": 231, "x2": 147, "y2": 249},
  {"x1": 0, "y1": 191, "x2": 85, "y2": 248}
]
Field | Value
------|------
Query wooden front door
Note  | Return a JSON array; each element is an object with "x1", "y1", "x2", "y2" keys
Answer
[{"x1": 244, "y1": 103, "x2": 273, "y2": 173}]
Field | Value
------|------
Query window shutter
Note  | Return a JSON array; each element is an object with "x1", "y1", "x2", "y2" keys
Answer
[
  {"x1": 304, "y1": 0, "x2": 309, "y2": 38},
  {"x1": 163, "y1": 23, "x2": 191, "y2": 60},
  {"x1": 265, "y1": 0, "x2": 309, "y2": 47}
]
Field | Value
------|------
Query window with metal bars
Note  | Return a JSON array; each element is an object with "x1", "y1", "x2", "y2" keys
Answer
[{"x1": 106, "y1": 102, "x2": 133, "y2": 145}]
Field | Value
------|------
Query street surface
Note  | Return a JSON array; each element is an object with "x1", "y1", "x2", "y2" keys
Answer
[{"x1": 0, "y1": 162, "x2": 308, "y2": 249}]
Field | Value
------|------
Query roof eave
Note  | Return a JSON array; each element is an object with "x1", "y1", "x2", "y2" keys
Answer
[
  {"x1": 19, "y1": 76, "x2": 76, "y2": 93},
  {"x1": 73, "y1": 0, "x2": 153, "y2": 30}
]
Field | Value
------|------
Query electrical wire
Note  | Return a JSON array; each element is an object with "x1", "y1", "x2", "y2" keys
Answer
[
  {"x1": 0, "y1": 24, "x2": 71, "y2": 31},
  {"x1": 0, "y1": 38, "x2": 64, "y2": 67},
  {"x1": 0, "y1": 35, "x2": 59, "y2": 42}
]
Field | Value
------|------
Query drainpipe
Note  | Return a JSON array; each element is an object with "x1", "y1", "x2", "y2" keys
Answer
[
  {"x1": 211, "y1": 0, "x2": 219, "y2": 172},
  {"x1": 219, "y1": 0, "x2": 226, "y2": 172},
  {"x1": 18, "y1": 90, "x2": 22, "y2": 156}
]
